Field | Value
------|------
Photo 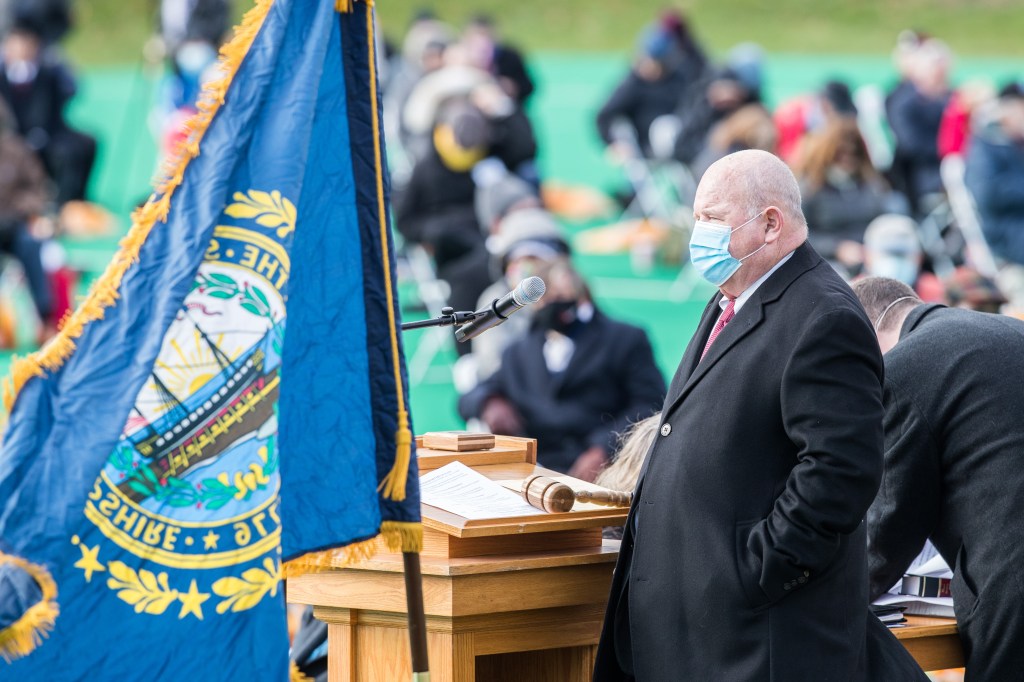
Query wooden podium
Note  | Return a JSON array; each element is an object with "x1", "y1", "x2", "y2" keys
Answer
[{"x1": 287, "y1": 436, "x2": 627, "y2": 682}]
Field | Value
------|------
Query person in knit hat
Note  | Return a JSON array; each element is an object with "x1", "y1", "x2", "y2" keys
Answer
[{"x1": 468, "y1": 207, "x2": 569, "y2": 380}]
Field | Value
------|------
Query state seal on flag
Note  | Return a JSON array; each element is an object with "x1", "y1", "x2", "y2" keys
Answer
[{"x1": 73, "y1": 189, "x2": 294, "y2": 620}]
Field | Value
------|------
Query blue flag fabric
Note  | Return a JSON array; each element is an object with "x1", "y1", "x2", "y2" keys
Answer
[{"x1": 0, "y1": 0, "x2": 420, "y2": 677}]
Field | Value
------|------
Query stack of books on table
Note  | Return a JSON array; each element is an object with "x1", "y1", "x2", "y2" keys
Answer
[
  {"x1": 872, "y1": 554, "x2": 955, "y2": 624},
  {"x1": 871, "y1": 604, "x2": 908, "y2": 628}
]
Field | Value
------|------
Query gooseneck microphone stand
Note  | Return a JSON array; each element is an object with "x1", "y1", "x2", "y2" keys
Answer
[{"x1": 400, "y1": 306, "x2": 478, "y2": 331}]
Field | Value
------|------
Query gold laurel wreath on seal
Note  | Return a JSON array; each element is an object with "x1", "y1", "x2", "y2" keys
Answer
[
  {"x1": 99, "y1": 557, "x2": 281, "y2": 619},
  {"x1": 224, "y1": 189, "x2": 296, "y2": 238}
]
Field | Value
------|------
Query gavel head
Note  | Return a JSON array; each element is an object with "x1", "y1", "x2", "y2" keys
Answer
[{"x1": 521, "y1": 475, "x2": 575, "y2": 513}]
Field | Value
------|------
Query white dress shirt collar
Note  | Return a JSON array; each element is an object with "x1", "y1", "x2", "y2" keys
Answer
[{"x1": 719, "y1": 250, "x2": 796, "y2": 313}]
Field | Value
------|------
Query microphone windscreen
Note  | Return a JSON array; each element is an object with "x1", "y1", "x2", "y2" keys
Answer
[{"x1": 513, "y1": 276, "x2": 546, "y2": 306}]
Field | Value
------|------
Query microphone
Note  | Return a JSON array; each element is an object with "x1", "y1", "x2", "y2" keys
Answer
[{"x1": 455, "y1": 276, "x2": 546, "y2": 343}]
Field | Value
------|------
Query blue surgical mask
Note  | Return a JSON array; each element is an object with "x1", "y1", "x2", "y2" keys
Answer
[
  {"x1": 689, "y1": 211, "x2": 767, "y2": 286},
  {"x1": 869, "y1": 254, "x2": 919, "y2": 285}
]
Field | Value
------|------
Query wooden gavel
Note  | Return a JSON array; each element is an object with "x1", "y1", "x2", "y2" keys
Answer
[{"x1": 520, "y1": 475, "x2": 633, "y2": 513}]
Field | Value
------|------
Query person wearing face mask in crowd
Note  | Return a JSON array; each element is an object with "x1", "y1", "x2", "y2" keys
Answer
[
  {"x1": 860, "y1": 214, "x2": 944, "y2": 302},
  {"x1": 393, "y1": 101, "x2": 497, "y2": 348},
  {"x1": 0, "y1": 21, "x2": 96, "y2": 205},
  {"x1": 965, "y1": 81, "x2": 1024, "y2": 308},
  {"x1": 794, "y1": 119, "x2": 908, "y2": 275},
  {"x1": 670, "y1": 43, "x2": 763, "y2": 168},
  {"x1": 464, "y1": 207, "x2": 568, "y2": 383},
  {"x1": 458, "y1": 259, "x2": 664, "y2": 481},
  {"x1": 461, "y1": 14, "x2": 535, "y2": 105},
  {"x1": 774, "y1": 80, "x2": 859, "y2": 164},
  {"x1": 594, "y1": 150, "x2": 927, "y2": 682},
  {"x1": 6, "y1": 0, "x2": 72, "y2": 48},
  {"x1": 886, "y1": 38, "x2": 953, "y2": 217}
]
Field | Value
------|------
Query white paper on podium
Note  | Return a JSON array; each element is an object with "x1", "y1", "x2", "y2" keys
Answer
[
  {"x1": 872, "y1": 592, "x2": 955, "y2": 618},
  {"x1": 419, "y1": 461, "x2": 546, "y2": 519}
]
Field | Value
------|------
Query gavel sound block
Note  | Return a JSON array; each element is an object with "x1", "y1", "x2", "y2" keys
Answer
[{"x1": 521, "y1": 475, "x2": 633, "y2": 513}]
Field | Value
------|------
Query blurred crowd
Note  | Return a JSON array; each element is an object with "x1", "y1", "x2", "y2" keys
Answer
[
  {"x1": 0, "y1": 0, "x2": 95, "y2": 345},
  {"x1": 381, "y1": 10, "x2": 1024, "y2": 481},
  {"x1": 380, "y1": 11, "x2": 667, "y2": 481},
  {"x1": 2, "y1": 3, "x2": 1022, "y2": 483},
  {"x1": 0, "y1": 0, "x2": 234, "y2": 347},
  {"x1": 594, "y1": 17, "x2": 1024, "y2": 314}
]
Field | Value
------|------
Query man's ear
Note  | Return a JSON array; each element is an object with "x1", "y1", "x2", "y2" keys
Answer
[{"x1": 763, "y1": 206, "x2": 785, "y2": 243}]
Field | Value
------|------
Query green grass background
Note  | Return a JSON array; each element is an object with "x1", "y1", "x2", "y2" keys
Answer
[
  {"x1": 3, "y1": 0, "x2": 1023, "y2": 431},
  {"x1": 64, "y1": 0, "x2": 1024, "y2": 63}
]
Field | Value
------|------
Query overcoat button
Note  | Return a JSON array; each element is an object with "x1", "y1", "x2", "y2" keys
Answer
[{"x1": 660, "y1": 424, "x2": 672, "y2": 437}]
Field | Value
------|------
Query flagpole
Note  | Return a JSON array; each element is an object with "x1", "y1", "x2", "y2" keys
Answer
[
  {"x1": 359, "y1": 0, "x2": 430, "y2": 675},
  {"x1": 403, "y1": 551, "x2": 430, "y2": 681}
]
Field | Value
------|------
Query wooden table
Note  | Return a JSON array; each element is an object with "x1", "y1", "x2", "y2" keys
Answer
[{"x1": 895, "y1": 616, "x2": 964, "y2": 672}]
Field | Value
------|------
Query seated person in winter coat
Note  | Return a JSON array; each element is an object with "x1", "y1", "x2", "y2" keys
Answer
[
  {"x1": 0, "y1": 99, "x2": 53, "y2": 335},
  {"x1": 965, "y1": 82, "x2": 1024, "y2": 267},
  {"x1": 795, "y1": 119, "x2": 907, "y2": 272},
  {"x1": 400, "y1": 56, "x2": 538, "y2": 181},
  {"x1": 774, "y1": 79, "x2": 859, "y2": 164},
  {"x1": 595, "y1": 21, "x2": 699, "y2": 158},
  {"x1": 885, "y1": 38, "x2": 952, "y2": 215},
  {"x1": 461, "y1": 14, "x2": 535, "y2": 105},
  {"x1": 458, "y1": 261, "x2": 665, "y2": 480},
  {"x1": 0, "y1": 22, "x2": 96, "y2": 205},
  {"x1": 689, "y1": 100, "x2": 776, "y2": 179},
  {"x1": 671, "y1": 43, "x2": 763, "y2": 166},
  {"x1": 468, "y1": 209, "x2": 570, "y2": 382},
  {"x1": 393, "y1": 101, "x2": 495, "y2": 327}
]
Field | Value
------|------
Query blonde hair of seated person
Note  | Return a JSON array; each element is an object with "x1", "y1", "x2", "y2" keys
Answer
[{"x1": 595, "y1": 414, "x2": 661, "y2": 492}]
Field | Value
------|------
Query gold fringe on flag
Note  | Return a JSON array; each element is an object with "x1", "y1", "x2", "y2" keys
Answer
[
  {"x1": 290, "y1": 660, "x2": 314, "y2": 682},
  {"x1": 360, "y1": 0, "x2": 414, "y2": 504},
  {"x1": 0, "y1": 0, "x2": 276, "y2": 419},
  {"x1": 0, "y1": 553, "x2": 59, "y2": 663},
  {"x1": 281, "y1": 521, "x2": 423, "y2": 578}
]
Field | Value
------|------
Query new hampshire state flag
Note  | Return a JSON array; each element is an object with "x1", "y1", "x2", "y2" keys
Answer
[{"x1": 0, "y1": 0, "x2": 421, "y2": 678}]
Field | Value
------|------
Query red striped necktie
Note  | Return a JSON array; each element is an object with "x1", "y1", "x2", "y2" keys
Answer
[{"x1": 701, "y1": 298, "x2": 735, "y2": 360}]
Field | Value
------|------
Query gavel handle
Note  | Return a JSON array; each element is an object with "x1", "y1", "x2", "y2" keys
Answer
[{"x1": 574, "y1": 489, "x2": 632, "y2": 507}]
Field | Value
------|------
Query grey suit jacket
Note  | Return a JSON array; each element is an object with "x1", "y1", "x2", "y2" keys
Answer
[{"x1": 869, "y1": 304, "x2": 1024, "y2": 681}]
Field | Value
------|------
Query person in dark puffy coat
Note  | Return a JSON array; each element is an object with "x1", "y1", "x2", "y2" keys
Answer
[
  {"x1": 596, "y1": 14, "x2": 707, "y2": 157},
  {"x1": 965, "y1": 82, "x2": 1024, "y2": 267}
]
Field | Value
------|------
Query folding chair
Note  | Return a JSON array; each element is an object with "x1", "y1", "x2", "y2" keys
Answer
[
  {"x1": 853, "y1": 85, "x2": 895, "y2": 171},
  {"x1": 606, "y1": 118, "x2": 706, "y2": 300},
  {"x1": 610, "y1": 118, "x2": 695, "y2": 229},
  {"x1": 914, "y1": 199, "x2": 958, "y2": 279},
  {"x1": 940, "y1": 154, "x2": 1001, "y2": 279}
]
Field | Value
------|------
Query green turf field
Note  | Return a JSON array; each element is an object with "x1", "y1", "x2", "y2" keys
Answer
[
  {"x1": 5, "y1": 48, "x2": 1019, "y2": 430},
  {"x1": 62, "y1": 0, "x2": 1024, "y2": 65}
]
